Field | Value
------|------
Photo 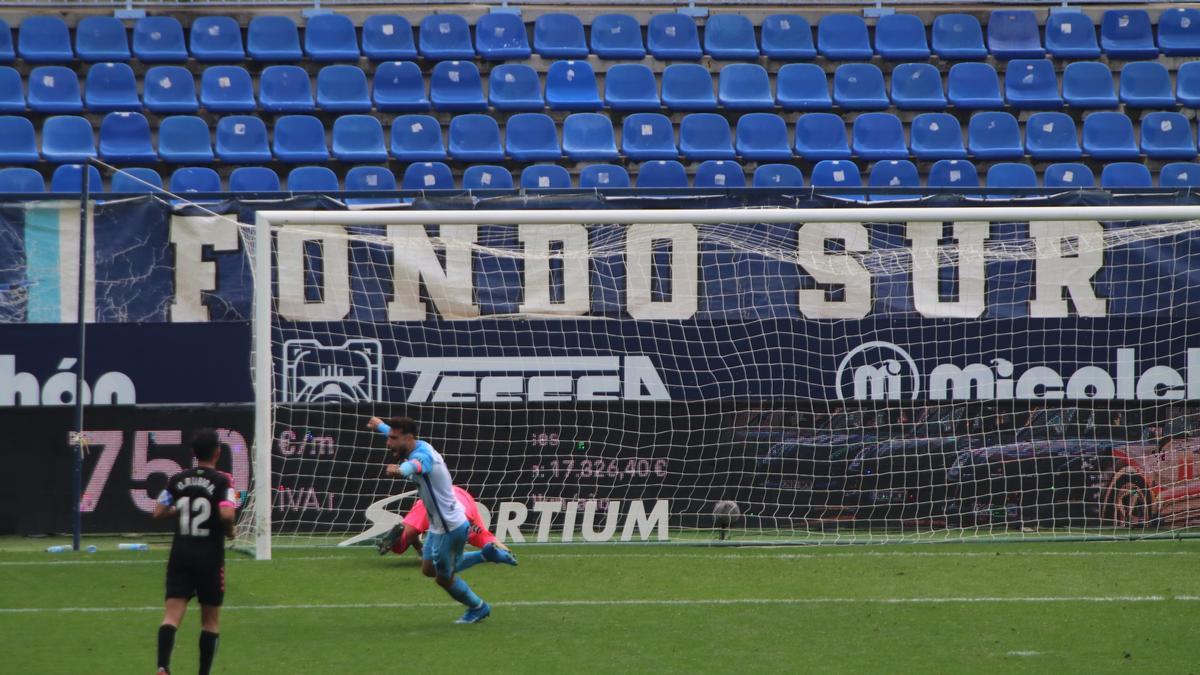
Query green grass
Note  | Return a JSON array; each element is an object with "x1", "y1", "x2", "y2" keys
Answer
[{"x1": 3, "y1": 537, "x2": 1200, "y2": 674}]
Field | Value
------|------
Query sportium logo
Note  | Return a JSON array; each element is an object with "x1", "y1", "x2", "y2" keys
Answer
[
  {"x1": 396, "y1": 356, "x2": 671, "y2": 403},
  {"x1": 835, "y1": 342, "x2": 1200, "y2": 401}
]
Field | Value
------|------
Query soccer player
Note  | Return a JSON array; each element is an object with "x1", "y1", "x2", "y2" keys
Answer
[
  {"x1": 377, "y1": 484, "x2": 518, "y2": 571},
  {"x1": 152, "y1": 429, "x2": 237, "y2": 675},
  {"x1": 367, "y1": 415, "x2": 492, "y2": 624}
]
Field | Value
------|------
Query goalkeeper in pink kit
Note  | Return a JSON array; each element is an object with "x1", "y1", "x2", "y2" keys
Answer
[{"x1": 378, "y1": 484, "x2": 518, "y2": 572}]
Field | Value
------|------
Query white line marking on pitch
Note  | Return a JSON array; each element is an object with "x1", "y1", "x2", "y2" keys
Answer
[
  {"x1": 2, "y1": 596, "x2": 1196, "y2": 614},
  {"x1": 1007, "y1": 651, "x2": 1042, "y2": 657}
]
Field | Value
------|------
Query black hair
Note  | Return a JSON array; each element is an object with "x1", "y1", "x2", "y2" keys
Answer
[
  {"x1": 389, "y1": 416, "x2": 418, "y2": 437},
  {"x1": 191, "y1": 428, "x2": 220, "y2": 461}
]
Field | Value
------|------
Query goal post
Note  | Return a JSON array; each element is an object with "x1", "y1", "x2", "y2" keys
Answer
[{"x1": 244, "y1": 205, "x2": 1200, "y2": 560}]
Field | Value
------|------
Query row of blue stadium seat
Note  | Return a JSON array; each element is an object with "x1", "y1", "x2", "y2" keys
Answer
[
  {"x1": 5, "y1": 159, "x2": 1199, "y2": 196},
  {"x1": 7, "y1": 59, "x2": 1197, "y2": 116},
  {"x1": 3, "y1": 10, "x2": 1198, "y2": 64},
  {"x1": 2, "y1": 109, "x2": 1194, "y2": 165}
]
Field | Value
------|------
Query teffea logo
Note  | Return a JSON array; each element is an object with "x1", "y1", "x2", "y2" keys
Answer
[
  {"x1": 835, "y1": 341, "x2": 922, "y2": 401},
  {"x1": 282, "y1": 339, "x2": 384, "y2": 403},
  {"x1": 396, "y1": 355, "x2": 671, "y2": 403}
]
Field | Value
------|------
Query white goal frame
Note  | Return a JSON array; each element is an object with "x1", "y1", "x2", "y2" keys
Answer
[{"x1": 249, "y1": 205, "x2": 1200, "y2": 560}]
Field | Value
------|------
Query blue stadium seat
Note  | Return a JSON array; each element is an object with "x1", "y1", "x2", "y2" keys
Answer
[
  {"x1": 761, "y1": 15, "x2": 816, "y2": 60},
  {"x1": 215, "y1": 115, "x2": 271, "y2": 163},
  {"x1": 189, "y1": 16, "x2": 244, "y2": 63},
  {"x1": 505, "y1": 113, "x2": 561, "y2": 161},
  {"x1": 132, "y1": 17, "x2": 186, "y2": 63},
  {"x1": 794, "y1": 112, "x2": 851, "y2": 160},
  {"x1": 1005, "y1": 59, "x2": 1062, "y2": 109},
  {"x1": 0, "y1": 117, "x2": 39, "y2": 163},
  {"x1": 259, "y1": 65, "x2": 314, "y2": 113},
  {"x1": 1179, "y1": 62, "x2": 1200, "y2": 108},
  {"x1": 1043, "y1": 163, "x2": 1095, "y2": 188},
  {"x1": 637, "y1": 160, "x2": 689, "y2": 189},
  {"x1": 776, "y1": 63, "x2": 831, "y2": 111},
  {"x1": 718, "y1": 64, "x2": 774, "y2": 110},
  {"x1": 736, "y1": 113, "x2": 792, "y2": 161},
  {"x1": 305, "y1": 13, "x2": 360, "y2": 61},
  {"x1": 1082, "y1": 111, "x2": 1139, "y2": 160},
  {"x1": 50, "y1": 164, "x2": 102, "y2": 193},
  {"x1": 591, "y1": 14, "x2": 645, "y2": 59},
  {"x1": 229, "y1": 166, "x2": 281, "y2": 193},
  {"x1": 402, "y1": 162, "x2": 454, "y2": 190},
  {"x1": 76, "y1": 16, "x2": 129, "y2": 62},
  {"x1": 661, "y1": 64, "x2": 716, "y2": 111},
  {"x1": 1, "y1": 167, "x2": 46, "y2": 192},
  {"x1": 833, "y1": 64, "x2": 888, "y2": 110},
  {"x1": 868, "y1": 160, "x2": 920, "y2": 191},
  {"x1": 170, "y1": 167, "x2": 222, "y2": 194},
  {"x1": 419, "y1": 14, "x2": 474, "y2": 61},
  {"x1": 932, "y1": 14, "x2": 987, "y2": 59},
  {"x1": 910, "y1": 113, "x2": 966, "y2": 160},
  {"x1": 272, "y1": 115, "x2": 329, "y2": 163},
  {"x1": 968, "y1": 112, "x2": 1023, "y2": 160},
  {"x1": 521, "y1": 164, "x2": 572, "y2": 189},
  {"x1": 679, "y1": 113, "x2": 735, "y2": 160},
  {"x1": 1140, "y1": 111, "x2": 1197, "y2": 160},
  {"x1": 987, "y1": 10, "x2": 1044, "y2": 59},
  {"x1": 476, "y1": 13, "x2": 531, "y2": 60},
  {"x1": 928, "y1": 159, "x2": 980, "y2": 190},
  {"x1": 622, "y1": 113, "x2": 677, "y2": 161},
  {"x1": 98, "y1": 111, "x2": 156, "y2": 162},
  {"x1": 1046, "y1": 12, "x2": 1100, "y2": 59},
  {"x1": 428, "y1": 60, "x2": 487, "y2": 112},
  {"x1": 200, "y1": 66, "x2": 256, "y2": 113},
  {"x1": 695, "y1": 160, "x2": 745, "y2": 188},
  {"x1": 448, "y1": 114, "x2": 505, "y2": 162},
  {"x1": 986, "y1": 163, "x2": 1038, "y2": 188},
  {"x1": 562, "y1": 113, "x2": 618, "y2": 161},
  {"x1": 143, "y1": 67, "x2": 198, "y2": 114},
  {"x1": 248, "y1": 16, "x2": 302, "y2": 62},
  {"x1": 373, "y1": 61, "x2": 430, "y2": 112},
  {"x1": 85, "y1": 63, "x2": 140, "y2": 112},
  {"x1": 362, "y1": 15, "x2": 417, "y2": 61},
  {"x1": 890, "y1": 63, "x2": 946, "y2": 110},
  {"x1": 332, "y1": 114, "x2": 388, "y2": 162},
  {"x1": 810, "y1": 159, "x2": 863, "y2": 193},
  {"x1": 852, "y1": 113, "x2": 908, "y2": 161},
  {"x1": 1158, "y1": 8, "x2": 1200, "y2": 56},
  {"x1": 345, "y1": 166, "x2": 399, "y2": 204},
  {"x1": 546, "y1": 60, "x2": 602, "y2": 111},
  {"x1": 462, "y1": 165, "x2": 514, "y2": 190},
  {"x1": 41, "y1": 116, "x2": 95, "y2": 162},
  {"x1": 19, "y1": 17, "x2": 72, "y2": 63},
  {"x1": 947, "y1": 62, "x2": 1003, "y2": 109},
  {"x1": 1101, "y1": 162, "x2": 1153, "y2": 188},
  {"x1": 390, "y1": 114, "x2": 446, "y2": 161},
  {"x1": 287, "y1": 166, "x2": 339, "y2": 192},
  {"x1": 1160, "y1": 162, "x2": 1200, "y2": 187},
  {"x1": 1062, "y1": 62, "x2": 1117, "y2": 109},
  {"x1": 705, "y1": 14, "x2": 759, "y2": 59},
  {"x1": 1025, "y1": 112, "x2": 1081, "y2": 161},
  {"x1": 534, "y1": 14, "x2": 587, "y2": 58},
  {"x1": 157, "y1": 116, "x2": 214, "y2": 163},
  {"x1": 317, "y1": 64, "x2": 372, "y2": 113},
  {"x1": 648, "y1": 14, "x2": 702, "y2": 60},
  {"x1": 580, "y1": 164, "x2": 631, "y2": 189},
  {"x1": 818, "y1": 15, "x2": 872, "y2": 60},
  {"x1": 753, "y1": 164, "x2": 804, "y2": 188},
  {"x1": 874, "y1": 14, "x2": 930, "y2": 60},
  {"x1": 28, "y1": 66, "x2": 82, "y2": 113},
  {"x1": 1119, "y1": 62, "x2": 1174, "y2": 108},
  {"x1": 0, "y1": 67, "x2": 24, "y2": 113},
  {"x1": 111, "y1": 167, "x2": 163, "y2": 194},
  {"x1": 1101, "y1": 10, "x2": 1157, "y2": 59},
  {"x1": 488, "y1": 63, "x2": 542, "y2": 111},
  {"x1": 0, "y1": 19, "x2": 14, "y2": 64},
  {"x1": 605, "y1": 64, "x2": 661, "y2": 111}
]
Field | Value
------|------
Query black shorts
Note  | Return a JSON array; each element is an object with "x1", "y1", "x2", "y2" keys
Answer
[{"x1": 165, "y1": 554, "x2": 225, "y2": 606}]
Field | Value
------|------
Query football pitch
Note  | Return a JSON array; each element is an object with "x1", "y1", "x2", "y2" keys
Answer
[{"x1": 3, "y1": 538, "x2": 1199, "y2": 674}]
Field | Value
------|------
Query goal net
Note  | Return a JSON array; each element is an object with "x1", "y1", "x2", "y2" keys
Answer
[{"x1": 240, "y1": 205, "x2": 1200, "y2": 559}]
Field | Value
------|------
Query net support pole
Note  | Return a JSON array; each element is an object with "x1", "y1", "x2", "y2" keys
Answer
[
  {"x1": 252, "y1": 212, "x2": 273, "y2": 560},
  {"x1": 72, "y1": 165, "x2": 90, "y2": 552}
]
